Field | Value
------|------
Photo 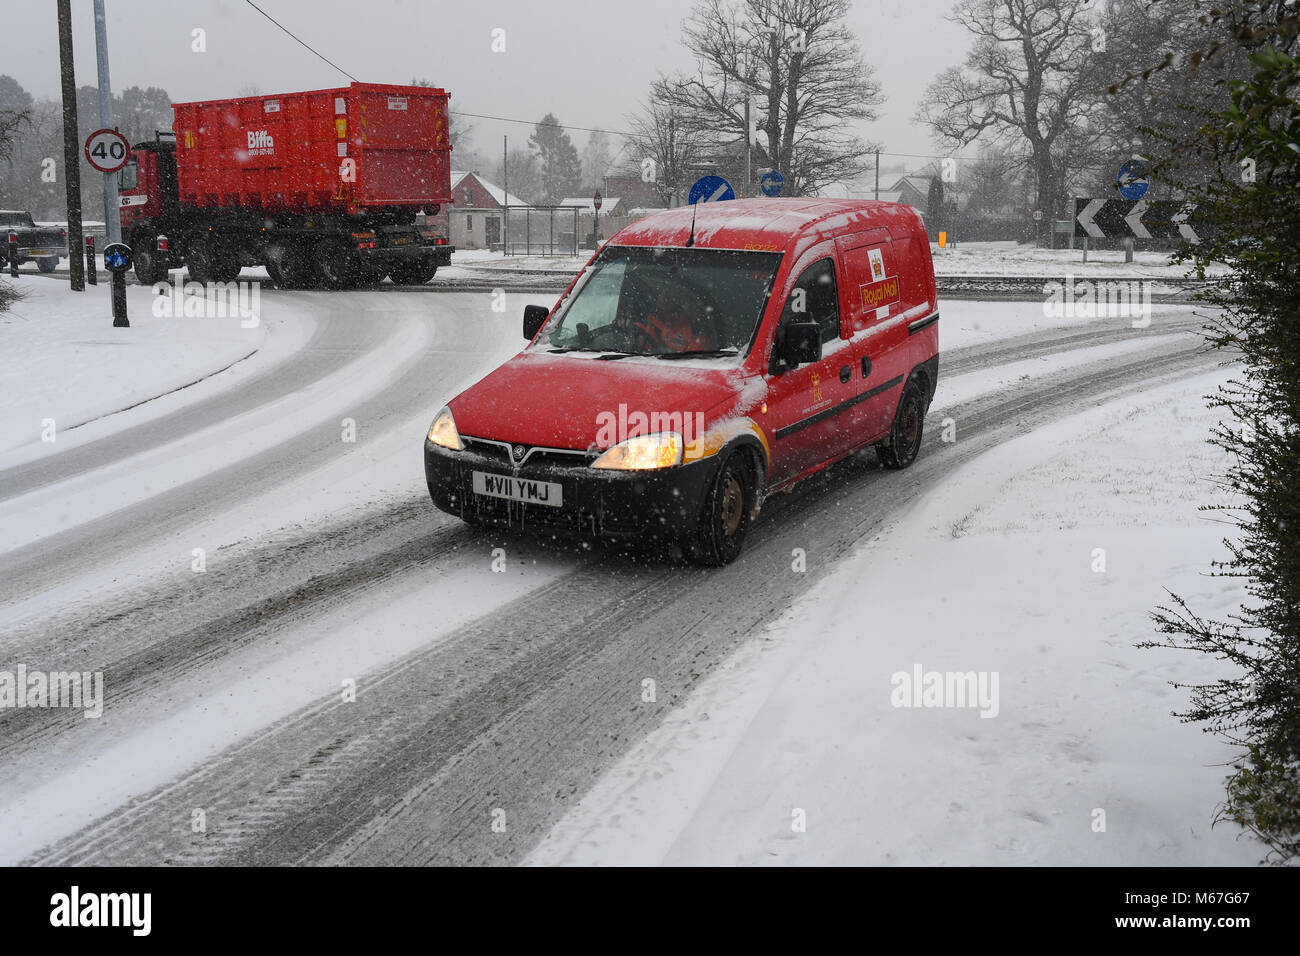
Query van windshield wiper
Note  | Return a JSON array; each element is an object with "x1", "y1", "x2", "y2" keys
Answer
[
  {"x1": 592, "y1": 351, "x2": 640, "y2": 360},
  {"x1": 652, "y1": 348, "x2": 740, "y2": 360}
]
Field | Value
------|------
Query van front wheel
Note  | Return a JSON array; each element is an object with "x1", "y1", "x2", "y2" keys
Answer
[{"x1": 688, "y1": 451, "x2": 751, "y2": 566}]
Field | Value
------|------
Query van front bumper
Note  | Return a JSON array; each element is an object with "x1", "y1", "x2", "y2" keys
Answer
[{"x1": 424, "y1": 440, "x2": 718, "y2": 539}]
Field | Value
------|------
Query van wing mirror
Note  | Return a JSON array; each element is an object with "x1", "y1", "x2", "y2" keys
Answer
[
  {"x1": 781, "y1": 320, "x2": 822, "y2": 367},
  {"x1": 523, "y1": 304, "x2": 549, "y2": 340}
]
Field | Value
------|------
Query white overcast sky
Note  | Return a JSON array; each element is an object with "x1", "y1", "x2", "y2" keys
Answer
[{"x1": 1, "y1": 0, "x2": 971, "y2": 178}]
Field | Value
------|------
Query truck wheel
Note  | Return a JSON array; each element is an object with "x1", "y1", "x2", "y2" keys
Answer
[
  {"x1": 688, "y1": 451, "x2": 752, "y2": 566},
  {"x1": 132, "y1": 240, "x2": 167, "y2": 285},
  {"x1": 186, "y1": 236, "x2": 216, "y2": 283},
  {"x1": 212, "y1": 240, "x2": 242, "y2": 283},
  {"x1": 877, "y1": 379, "x2": 925, "y2": 470},
  {"x1": 214, "y1": 256, "x2": 242, "y2": 283},
  {"x1": 266, "y1": 243, "x2": 313, "y2": 289},
  {"x1": 37, "y1": 257, "x2": 58, "y2": 273},
  {"x1": 389, "y1": 260, "x2": 437, "y2": 285},
  {"x1": 315, "y1": 240, "x2": 359, "y2": 289},
  {"x1": 355, "y1": 263, "x2": 386, "y2": 287}
]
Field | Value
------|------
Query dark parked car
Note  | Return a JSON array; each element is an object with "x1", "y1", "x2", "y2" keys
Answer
[{"x1": 0, "y1": 210, "x2": 66, "y2": 273}]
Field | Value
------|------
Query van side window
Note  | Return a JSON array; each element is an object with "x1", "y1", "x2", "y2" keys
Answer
[
  {"x1": 118, "y1": 159, "x2": 138, "y2": 191},
  {"x1": 778, "y1": 257, "x2": 841, "y2": 345}
]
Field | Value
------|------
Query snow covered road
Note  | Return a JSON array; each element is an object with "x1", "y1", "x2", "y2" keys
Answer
[{"x1": 0, "y1": 291, "x2": 1228, "y2": 865}]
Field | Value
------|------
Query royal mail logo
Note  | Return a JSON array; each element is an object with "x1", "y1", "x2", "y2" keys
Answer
[
  {"x1": 860, "y1": 275, "x2": 900, "y2": 310},
  {"x1": 246, "y1": 129, "x2": 275, "y2": 156},
  {"x1": 868, "y1": 247, "x2": 887, "y2": 281}
]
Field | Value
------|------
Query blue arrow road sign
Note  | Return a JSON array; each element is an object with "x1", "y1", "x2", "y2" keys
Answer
[
  {"x1": 759, "y1": 170, "x2": 784, "y2": 197},
  {"x1": 688, "y1": 175, "x2": 735, "y2": 204},
  {"x1": 1117, "y1": 159, "x2": 1149, "y2": 201},
  {"x1": 103, "y1": 244, "x2": 131, "y2": 270}
]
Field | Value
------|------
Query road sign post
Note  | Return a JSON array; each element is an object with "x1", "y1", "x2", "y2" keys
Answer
[
  {"x1": 7, "y1": 232, "x2": 16, "y2": 277},
  {"x1": 57, "y1": 0, "x2": 85, "y2": 291},
  {"x1": 85, "y1": 234, "x2": 96, "y2": 285},
  {"x1": 593, "y1": 190, "x2": 602, "y2": 246},
  {"x1": 93, "y1": 0, "x2": 121, "y2": 245},
  {"x1": 102, "y1": 241, "x2": 132, "y2": 327}
]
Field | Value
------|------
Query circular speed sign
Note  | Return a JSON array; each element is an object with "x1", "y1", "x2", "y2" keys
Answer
[{"x1": 84, "y1": 128, "x2": 130, "y2": 174}]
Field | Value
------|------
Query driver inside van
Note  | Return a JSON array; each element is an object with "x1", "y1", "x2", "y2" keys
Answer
[{"x1": 635, "y1": 285, "x2": 715, "y2": 353}]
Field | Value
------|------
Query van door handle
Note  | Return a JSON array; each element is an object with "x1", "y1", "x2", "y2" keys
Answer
[
  {"x1": 861, "y1": 356, "x2": 872, "y2": 379},
  {"x1": 839, "y1": 365, "x2": 851, "y2": 384}
]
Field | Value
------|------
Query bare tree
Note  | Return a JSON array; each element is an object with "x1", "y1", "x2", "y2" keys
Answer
[
  {"x1": 916, "y1": 0, "x2": 1106, "y2": 241},
  {"x1": 492, "y1": 148, "x2": 541, "y2": 205},
  {"x1": 1092, "y1": 0, "x2": 1252, "y2": 197},
  {"x1": 0, "y1": 108, "x2": 27, "y2": 164},
  {"x1": 581, "y1": 130, "x2": 613, "y2": 192},
  {"x1": 651, "y1": 0, "x2": 883, "y2": 196},
  {"x1": 0, "y1": 74, "x2": 32, "y2": 165},
  {"x1": 622, "y1": 94, "x2": 707, "y2": 206}
]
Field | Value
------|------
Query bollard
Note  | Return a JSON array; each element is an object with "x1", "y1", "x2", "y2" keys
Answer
[
  {"x1": 102, "y1": 241, "x2": 132, "y2": 328},
  {"x1": 85, "y1": 235, "x2": 97, "y2": 286},
  {"x1": 7, "y1": 231, "x2": 16, "y2": 277},
  {"x1": 156, "y1": 234, "x2": 169, "y2": 282}
]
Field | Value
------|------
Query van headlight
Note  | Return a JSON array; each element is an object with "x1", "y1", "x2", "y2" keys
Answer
[
  {"x1": 426, "y1": 407, "x2": 462, "y2": 450},
  {"x1": 592, "y1": 432, "x2": 682, "y2": 470}
]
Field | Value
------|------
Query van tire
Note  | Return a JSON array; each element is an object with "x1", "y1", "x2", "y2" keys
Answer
[
  {"x1": 688, "y1": 450, "x2": 751, "y2": 566},
  {"x1": 877, "y1": 379, "x2": 925, "y2": 470}
]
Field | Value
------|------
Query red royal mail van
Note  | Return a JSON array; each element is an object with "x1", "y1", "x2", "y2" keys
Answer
[{"x1": 425, "y1": 198, "x2": 939, "y2": 564}]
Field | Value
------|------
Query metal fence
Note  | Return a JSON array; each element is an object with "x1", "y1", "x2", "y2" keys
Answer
[{"x1": 503, "y1": 206, "x2": 581, "y2": 257}]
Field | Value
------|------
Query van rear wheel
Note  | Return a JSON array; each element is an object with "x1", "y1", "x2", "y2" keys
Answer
[{"x1": 877, "y1": 380, "x2": 925, "y2": 470}]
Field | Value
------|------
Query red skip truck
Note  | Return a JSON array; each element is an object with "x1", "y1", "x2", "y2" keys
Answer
[{"x1": 117, "y1": 82, "x2": 454, "y2": 288}]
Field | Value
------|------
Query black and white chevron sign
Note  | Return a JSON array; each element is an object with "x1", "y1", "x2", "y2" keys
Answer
[{"x1": 1073, "y1": 198, "x2": 1211, "y2": 243}]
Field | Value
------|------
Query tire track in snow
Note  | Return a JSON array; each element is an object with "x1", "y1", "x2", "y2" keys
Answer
[{"x1": 18, "y1": 334, "x2": 1222, "y2": 866}]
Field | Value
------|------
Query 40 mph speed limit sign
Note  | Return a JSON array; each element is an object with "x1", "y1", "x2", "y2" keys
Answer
[{"x1": 84, "y1": 128, "x2": 130, "y2": 174}]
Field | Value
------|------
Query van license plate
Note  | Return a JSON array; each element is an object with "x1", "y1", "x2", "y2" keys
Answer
[{"x1": 472, "y1": 471, "x2": 563, "y2": 507}]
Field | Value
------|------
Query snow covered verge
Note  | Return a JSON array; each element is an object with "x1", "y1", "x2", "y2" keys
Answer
[
  {"x1": 446, "y1": 240, "x2": 1224, "y2": 282},
  {"x1": 528, "y1": 365, "x2": 1261, "y2": 866},
  {"x1": 0, "y1": 275, "x2": 274, "y2": 456}
]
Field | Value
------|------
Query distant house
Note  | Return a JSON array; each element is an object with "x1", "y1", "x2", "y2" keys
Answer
[
  {"x1": 435, "y1": 170, "x2": 530, "y2": 250},
  {"x1": 600, "y1": 175, "x2": 660, "y2": 209},
  {"x1": 559, "y1": 196, "x2": 626, "y2": 217},
  {"x1": 888, "y1": 175, "x2": 932, "y2": 212}
]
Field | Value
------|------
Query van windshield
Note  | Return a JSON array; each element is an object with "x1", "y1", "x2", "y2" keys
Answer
[{"x1": 534, "y1": 245, "x2": 782, "y2": 358}]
